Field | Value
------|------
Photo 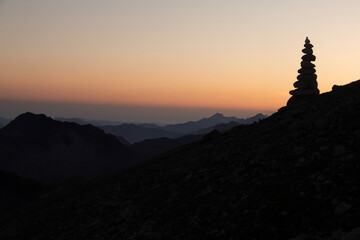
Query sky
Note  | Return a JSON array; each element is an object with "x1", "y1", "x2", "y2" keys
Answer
[{"x1": 1, "y1": 0, "x2": 360, "y2": 123}]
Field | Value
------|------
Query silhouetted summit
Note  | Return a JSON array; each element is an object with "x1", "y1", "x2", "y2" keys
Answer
[
  {"x1": 0, "y1": 112, "x2": 141, "y2": 183},
  {"x1": 3, "y1": 112, "x2": 125, "y2": 148},
  {"x1": 6, "y1": 112, "x2": 52, "y2": 129},
  {"x1": 212, "y1": 112, "x2": 225, "y2": 118},
  {"x1": 2, "y1": 81, "x2": 360, "y2": 239}
]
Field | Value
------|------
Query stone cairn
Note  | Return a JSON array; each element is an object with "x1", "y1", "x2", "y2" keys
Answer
[{"x1": 287, "y1": 37, "x2": 320, "y2": 106}]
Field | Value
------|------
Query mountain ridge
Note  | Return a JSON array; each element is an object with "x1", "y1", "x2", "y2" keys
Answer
[
  {"x1": 100, "y1": 113, "x2": 267, "y2": 143},
  {"x1": 0, "y1": 112, "x2": 142, "y2": 183},
  {"x1": 100, "y1": 123, "x2": 182, "y2": 144},
  {"x1": 2, "y1": 80, "x2": 360, "y2": 239},
  {"x1": 161, "y1": 112, "x2": 267, "y2": 134}
]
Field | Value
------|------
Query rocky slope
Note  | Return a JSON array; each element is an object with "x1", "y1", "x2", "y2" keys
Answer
[
  {"x1": 1, "y1": 81, "x2": 360, "y2": 239},
  {"x1": 0, "y1": 170, "x2": 45, "y2": 213}
]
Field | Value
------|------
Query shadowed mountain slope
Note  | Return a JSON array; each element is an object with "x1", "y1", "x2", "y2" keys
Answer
[
  {"x1": 0, "y1": 169, "x2": 45, "y2": 213},
  {"x1": 0, "y1": 112, "x2": 142, "y2": 183},
  {"x1": 100, "y1": 123, "x2": 181, "y2": 144},
  {"x1": 130, "y1": 134, "x2": 204, "y2": 158},
  {"x1": 191, "y1": 120, "x2": 242, "y2": 135},
  {"x1": 2, "y1": 81, "x2": 360, "y2": 239},
  {"x1": 129, "y1": 120, "x2": 245, "y2": 159}
]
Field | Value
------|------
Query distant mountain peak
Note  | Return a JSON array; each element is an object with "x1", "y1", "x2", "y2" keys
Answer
[
  {"x1": 5, "y1": 112, "x2": 54, "y2": 130},
  {"x1": 15, "y1": 112, "x2": 50, "y2": 121},
  {"x1": 211, "y1": 113, "x2": 224, "y2": 118}
]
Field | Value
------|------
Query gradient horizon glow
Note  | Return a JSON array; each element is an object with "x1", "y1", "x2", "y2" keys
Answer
[{"x1": 1, "y1": 0, "x2": 360, "y2": 122}]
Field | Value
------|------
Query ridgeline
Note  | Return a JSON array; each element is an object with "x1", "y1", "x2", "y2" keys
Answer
[{"x1": 1, "y1": 80, "x2": 360, "y2": 239}]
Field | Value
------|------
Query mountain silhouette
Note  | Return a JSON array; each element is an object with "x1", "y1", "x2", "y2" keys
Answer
[
  {"x1": 162, "y1": 112, "x2": 267, "y2": 134},
  {"x1": 191, "y1": 120, "x2": 247, "y2": 135},
  {"x1": 2, "y1": 81, "x2": 360, "y2": 239},
  {"x1": 130, "y1": 134, "x2": 204, "y2": 158},
  {"x1": 55, "y1": 117, "x2": 125, "y2": 126},
  {"x1": 0, "y1": 112, "x2": 142, "y2": 183},
  {"x1": 130, "y1": 120, "x2": 257, "y2": 158},
  {"x1": 100, "y1": 123, "x2": 182, "y2": 144},
  {"x1": 100, "y1": 113, "x2": 266, "y2": 143}
]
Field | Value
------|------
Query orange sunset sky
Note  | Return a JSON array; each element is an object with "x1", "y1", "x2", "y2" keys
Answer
[{"x1": 1, "y1": 0, "x2": 360, "y2": 123}]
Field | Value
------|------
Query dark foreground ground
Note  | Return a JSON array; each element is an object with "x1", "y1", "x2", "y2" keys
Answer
[{"x1": 2, "y1": 81, "x2": 360, "y2": 240}]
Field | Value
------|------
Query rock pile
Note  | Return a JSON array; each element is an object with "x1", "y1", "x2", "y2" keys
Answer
[{"x1": 287, "y1": 37, "x2": 320, "y2": 106}]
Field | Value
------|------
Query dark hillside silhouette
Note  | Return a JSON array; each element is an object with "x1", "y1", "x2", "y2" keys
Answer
[
  {"x1": 2, "y1": 80, "x2": 360, "y2": 239},
  {"x1": 129, "y1": 118, "x2": 262, "y2": 159},
  {"x1": 100, "y1": 123, "x2": 182, "y2": 144},
  {"x1": 129, "y1": 120, "x2": 249, "y2": 159},
  {"x1": 130, "y1": 134, "x2": 204, "y2": 158},
  {"x1": 192, "y1": 120, "x2": 245, "y2": 135},
  {"x1": 0, "y1": 112, "x2": 142, "y2": 183}
]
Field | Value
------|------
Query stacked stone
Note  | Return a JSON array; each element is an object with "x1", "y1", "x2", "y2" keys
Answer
[{"x1": 287, "y1": 37, "x2": 320, "y2": 106}]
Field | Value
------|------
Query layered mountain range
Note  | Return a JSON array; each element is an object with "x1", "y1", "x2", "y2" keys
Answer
[
  {"x1": 100, "y1": 113, "x2": 267, "y2": 144},
  {"x1": 0, "y1": 112, "x2": 264, "y2": 184},
  {"x1": 1, "y1": 80, "x2": 360, "y2": 239}
]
